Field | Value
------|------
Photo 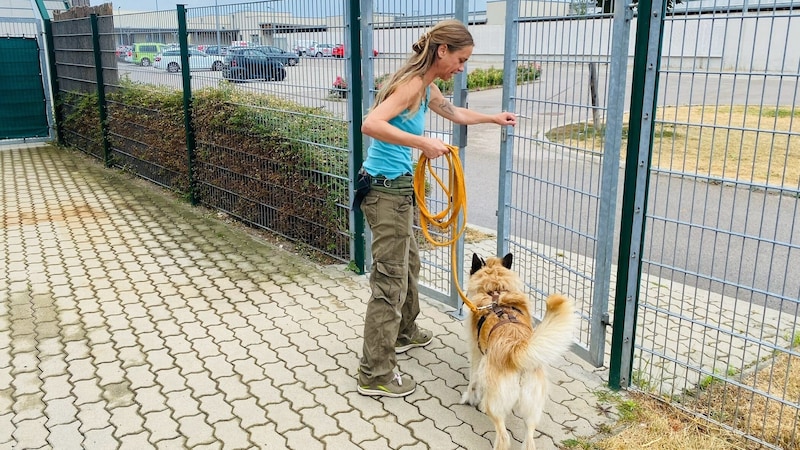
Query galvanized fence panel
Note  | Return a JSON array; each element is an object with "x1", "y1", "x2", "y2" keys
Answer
[
  {"x1": 51, "y1": 10, "x2": 117, "y2": 160},
  {"x1": 54, "y1": 1, "x2": 353, "y2": 262},
  {"x1": 624, "y1": 0, "x2": 800, "y2": 447},
  {"x1": 497, "y1": 0, "x2": 624, "y2": 366}
]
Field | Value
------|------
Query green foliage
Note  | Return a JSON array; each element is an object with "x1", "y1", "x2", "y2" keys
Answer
[
  {"x1": 377, "y1": 63, "x2": 542, "y2": 96},
  {"x1": 59, "y1": 90, "x2": 103, "y2": 157}
]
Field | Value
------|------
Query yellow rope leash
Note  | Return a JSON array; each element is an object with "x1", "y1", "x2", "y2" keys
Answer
[{"x1": 414, "y1": 145, "x2": 479, "y2": 313}]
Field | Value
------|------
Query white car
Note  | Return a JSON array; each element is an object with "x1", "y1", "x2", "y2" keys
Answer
[{"x1": 153, "y1": 49, "x2": 224, "y2": 72}]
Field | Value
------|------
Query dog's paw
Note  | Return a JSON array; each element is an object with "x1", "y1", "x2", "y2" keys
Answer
[{"x1": 460, "y1": 386, "x2": 481, "y2": 406}]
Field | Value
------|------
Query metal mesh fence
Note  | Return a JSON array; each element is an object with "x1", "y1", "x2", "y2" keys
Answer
[
  {"x1": 54, "y1": 1, "x2": 352, "y2": 261},
  {"x1": 630, "y1": 1, "x2": 800, "y2": 447},
  {"x1": 499, "y1": 3, "x2": 620, "y2": 365}
]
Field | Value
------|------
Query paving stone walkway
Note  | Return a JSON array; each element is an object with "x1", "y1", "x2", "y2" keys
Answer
[{"x1": 1, "y1": 146, "x2": 616, "y2": 449}]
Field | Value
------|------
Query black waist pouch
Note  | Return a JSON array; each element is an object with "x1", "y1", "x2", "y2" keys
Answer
[{"x1": 353, "y1": 170, "x2": 372, "y2": 210}]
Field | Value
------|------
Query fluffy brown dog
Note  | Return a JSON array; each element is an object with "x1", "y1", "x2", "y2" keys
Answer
[{"x1": 461, "y1": 253, "x2": 576, "y2": 450}]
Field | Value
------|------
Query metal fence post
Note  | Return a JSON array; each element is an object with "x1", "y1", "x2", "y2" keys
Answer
[
  {"x1": 348, "y1": 0, "x2": 365, "y2": 274},
  {"x1": 43, "y1": 18, "x2": 63, "y2": 145},
  {"x1": 449, "y1": 1, "x2": 470, "y2": 316},
  {"x1": 90, "y1": 14, "x2": 111, "y2": 168},
  {"x1": 609, "y1": 0, "x2": 666, "y2": 389},
  {"x1": 590, "y1": 0, "x2": 634, "y2": 368},
  {"x1": 177, "y1": 5, "x2": 197, "y2": 206},
  {"x1": 497, "y1": 0, "x2": 520, "y2": 258}
]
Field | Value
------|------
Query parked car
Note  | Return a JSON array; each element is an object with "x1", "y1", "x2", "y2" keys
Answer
[
  {"x1": 153, "y1": 49, "x2": 224, "y2": 72},
  {"x1": 130, "y1": 42, "x2": 167, "y2": 66},
  {"x1": 115, "y1": 45, "x2": 132, "y2": 62},
  {"x1": 252, "y1": 45, "x2": 299, "y2": 66},
  {"x1": 307, "y1": 43, "x2": 335, "y2": 57},
  {"x1": 292, "y1": 39, "x2": 317, "y2": 56},
  {"x1": 222, "y1": 47, "x2": 287, "y2": 81},
  {"x1": 331, "y1": 43, "x2": 378, "y2": 58},
  {"x1": 203, "y1": 45, "x2": 228, "y2": 56}
]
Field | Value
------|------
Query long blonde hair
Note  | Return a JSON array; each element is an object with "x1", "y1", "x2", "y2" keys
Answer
[{"x1": 372, "y1": 19, "x2": 473, "y2": 113}]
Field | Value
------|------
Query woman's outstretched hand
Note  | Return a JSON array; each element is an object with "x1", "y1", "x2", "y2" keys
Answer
[{"x1": 494, "y1": 112, "x2": 517, "y2": 126}]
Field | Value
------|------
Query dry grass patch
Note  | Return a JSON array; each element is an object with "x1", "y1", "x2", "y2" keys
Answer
[
  {"x1": 545, "y1": 105, "x2": 800, "y2": 187},
  {"x1": 572, "y1": 391, "x2": 753, "y2": 450},
  {"x1": 569, "y1": 338, "x2": 800, "y2": 450},
  {"x1": 685, "y1": 351, "x2": 800, "y2": 450}
]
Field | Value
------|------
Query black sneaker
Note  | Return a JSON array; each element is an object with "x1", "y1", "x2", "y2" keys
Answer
[
  {"x1": 395, "y1": 327, "x2": 433, "y2": 354},
  {"x1": 357, "y1": 372, "x2": 416, "y2": 397}
]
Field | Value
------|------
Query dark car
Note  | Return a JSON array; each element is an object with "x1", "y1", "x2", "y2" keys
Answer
[
  {"x1": 252, "y1": 45, "x2": 299, "y2": 66},
  {"x1": 222, "y1": 48, "x2": 287, "y2": 82},
  {"x1": 203, "y1": 45, "x2": 228, "y2": 56}
]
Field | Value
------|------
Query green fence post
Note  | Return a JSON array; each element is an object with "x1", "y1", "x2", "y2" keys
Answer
[
  {"x1": 43, "y1": 19, "x2": 63, "y2": 145},
  {"x1": 348, "y1": 1, "x2": 365, "y2": 274},
  {"x1": 90, "y1": 14, "x2": 111, "y2": 167},
  {"x1": 177, "y1": 5, "x2": 197, "y2": 206},
  {"x1": 608, "y1": 0, "x2": 666, "y2": 389}
]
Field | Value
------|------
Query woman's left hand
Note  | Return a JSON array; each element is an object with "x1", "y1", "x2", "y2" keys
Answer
[{"x1": 494, "y1": 112, "x2": 517, "y2": 126}]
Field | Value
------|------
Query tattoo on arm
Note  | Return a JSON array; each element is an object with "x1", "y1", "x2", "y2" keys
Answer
[{"x1": 438, "y1": 100, "x2": 456, "y2": 118}]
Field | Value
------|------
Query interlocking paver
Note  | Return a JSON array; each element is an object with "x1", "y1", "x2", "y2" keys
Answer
[
  {"x1": 211, "y1": 418, "x2": 251, "y2": 449},
  {"x1": 83, "y1": 426, "x2": 119, "y2": 450},
  {"x1": 143, "y1": 409, "x2": 180, "y2": 443},
  {"x1": 263, "y1": 401, "x2": 303, "y2": 434},
  {"x1": 284, "y1": 427, "x2": 325, "y2": 450},
  {"x1": 118, "y1": 430, "x2": 153, "y2": 449},
  {"x1": 76, "y1": 400, "x2": 112, "y2": 432},
  {"x1": 198, "y1": 393, "x2": 235, "y2": 424},
  {"x1": 230, "y1": 398, "x2": 268, "y2": 429},
  {"x1": 178, "y1": 414, "x2": 216, "y2": 447},
  {"x1": 134, "y1": 385, "x2": 167, "y2": 414},
  {"x1": 13, "y1": 416, "x2": 48, "y2": 448},
  {"x1": 154, "y1": 368, "x2": 187, "y2": 394},
  {"x1": 46, "y1": 421, "x2": 84, "y2": 448}
]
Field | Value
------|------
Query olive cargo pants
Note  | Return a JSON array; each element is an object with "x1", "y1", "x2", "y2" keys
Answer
[{"x1": 358, "y1": 189, "x2": 421, "y2": 385}]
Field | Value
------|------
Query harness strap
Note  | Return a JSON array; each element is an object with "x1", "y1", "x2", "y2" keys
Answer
[{"x1": 475, "y1": 292, "x2": 525, "y2": 354}]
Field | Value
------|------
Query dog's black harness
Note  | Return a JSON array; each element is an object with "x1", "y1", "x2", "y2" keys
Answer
[{"x1": 475, "y1": 291, "x2": 526, "y2": 354}]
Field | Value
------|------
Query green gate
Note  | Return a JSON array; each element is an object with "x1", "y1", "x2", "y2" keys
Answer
[{"x1": 0, "y1": 37, "x2": 49, "y2": 139}]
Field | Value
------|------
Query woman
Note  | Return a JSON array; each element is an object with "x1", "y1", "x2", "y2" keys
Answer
[{"x1": 357, "y1": 19, "x2": 517, "y2": 397}]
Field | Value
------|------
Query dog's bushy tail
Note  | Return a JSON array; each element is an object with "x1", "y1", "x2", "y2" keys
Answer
[{"x1": 524, "y1": 294, "x2": 576, "y2": 368}]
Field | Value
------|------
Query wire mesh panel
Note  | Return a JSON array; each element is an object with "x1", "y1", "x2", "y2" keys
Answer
[
  {"x1": 184, "y1": 1, "x2": 351, "y2": 261},
  {"x1": 499, "y1": 0, "x2": 622, "y2": 365},
  {"x1": 631, "y1": 0, "x2": 800, "y2": 447},
  {"x1": 52, "y1": 11, "x2": 117, "y2": 159},
  {"x1": 54, "y1": 1, "x2": 352, "y2": 261}
]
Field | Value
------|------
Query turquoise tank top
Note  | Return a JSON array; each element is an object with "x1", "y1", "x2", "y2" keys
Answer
[{"x1": 362, "y1": 87, "x2": 430, "y2": 179}]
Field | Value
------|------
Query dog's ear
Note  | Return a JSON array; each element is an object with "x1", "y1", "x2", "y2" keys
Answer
[
  {"x1": 502, "y1": 253, "x2": 513, "y2": 269},
  {"x1": 470, "y1": 253, "x2": 485, "y2": 275}
]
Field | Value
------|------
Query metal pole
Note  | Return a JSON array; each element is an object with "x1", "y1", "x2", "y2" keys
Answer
[
  {"x1": 348, "y1": 0, "x2": 365, "y2": 274},
  {"x1": 588, "y1": 0, "x2": 635, "y2": 368},
  {"x1": 215, "y1": 0, "x2": 221, "y2": 50},
  {"x1": 90, "y1": 14, "x2": 111, "y2": 167},
  {"x1": 497, "y1": 0, "x2": 520, "y2": 258},
  {"x1": 155, "y1": 0, "x2": 160, "y2": 42},
  {"x1": 177, "y1": 5, "x2": 198, "y2": 206},
  {"x1": 450, "y1": 0, "x2": 469, "y2": 317},
  {"x1": 609, "y1": 0, "x2": 667, "y2": 389}
]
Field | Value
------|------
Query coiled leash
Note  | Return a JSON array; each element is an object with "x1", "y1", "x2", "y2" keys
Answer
[{"x1": 413, "y1": 144, "x2": 480, "y2": 313}]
